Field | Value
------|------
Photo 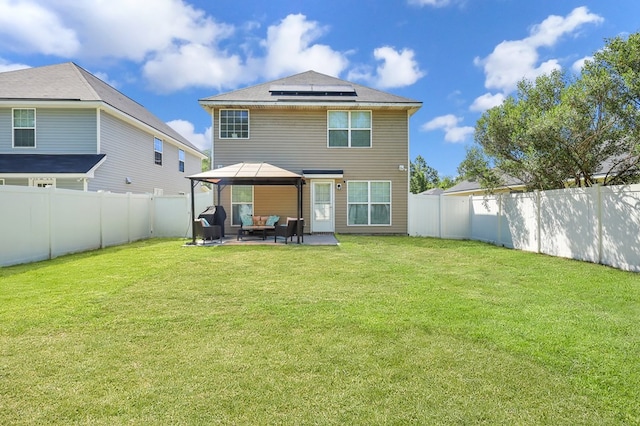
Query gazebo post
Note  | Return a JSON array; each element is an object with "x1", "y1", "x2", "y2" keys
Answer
[
  {"x1": 297, "y1": 179, "x2": 303, "y2": 244},
  {"x1": 190, "y1": 179, "x2": 197, "y2": 245}
]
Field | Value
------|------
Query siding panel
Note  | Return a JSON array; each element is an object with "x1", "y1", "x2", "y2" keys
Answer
[
  {"x1": 92, "y1": 111, "x2": 200, "y2": 194},
  {"x1": 213, "y1": 108, "x2": 409, "y2": 234},
  {"x1": 0, "y1": 107, "x2": 97, "y2": 154}
]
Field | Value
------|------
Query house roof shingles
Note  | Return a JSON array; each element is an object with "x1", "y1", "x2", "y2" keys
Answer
[
  {"x1": 0, "y1": 62, "x2": 203, "y2": 156},
  {"x1": 0, "y1": 154, "x2": 106, "y2": 174},
  {"x1": 199, "y1": 70, "x2": 422, "y2": 113}
]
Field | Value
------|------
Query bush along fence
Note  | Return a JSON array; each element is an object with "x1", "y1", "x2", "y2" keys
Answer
[
  {"x1": 0, "y1": 185, "x2": 212, "y2": 267},
  {"x1": 409, "y1": 184, "x2": 640, "y2": 273}
]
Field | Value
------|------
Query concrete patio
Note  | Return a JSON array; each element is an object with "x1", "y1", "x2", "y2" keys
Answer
[{"x1": 188, "y1": 233, "x2": 339, "y2": 247}]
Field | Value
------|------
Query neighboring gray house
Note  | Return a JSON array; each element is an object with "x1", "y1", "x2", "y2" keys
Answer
[
  {"x1": 198, "y1": 70, "x2": 422, "y2": 234},
  {"x1": 0, "y1": 62, "x2": 205, "y2": 194}
]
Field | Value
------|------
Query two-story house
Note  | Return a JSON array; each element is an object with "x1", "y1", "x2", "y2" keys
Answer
[
  {"x1": 0, "y1": 62, "x2": 205, "y2": 194},
  {"x1": 198, "y1": 70, "x2": 422, "y2": 234}
]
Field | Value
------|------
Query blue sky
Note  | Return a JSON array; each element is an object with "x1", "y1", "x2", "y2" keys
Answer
[{"x1": 0, "y1": 0, "x2": 638, "y2": 177}]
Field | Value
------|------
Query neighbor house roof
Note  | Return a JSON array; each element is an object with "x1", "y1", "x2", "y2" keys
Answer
[
  {"x1": 443, "y1": 174, "x2": 525, "y2": 196},
  {"x1": 199, "y1": 70, "x2": 422, "y2": 115},
  {"x1": 419, "y1": 188, "x2": 444, "y2": 195},
  {"x1": 0, "y1": 154, "x2": 106, "y2": 177},
  {"x1": 0, "y1": 62, "x2": 205, "y2": 158}
]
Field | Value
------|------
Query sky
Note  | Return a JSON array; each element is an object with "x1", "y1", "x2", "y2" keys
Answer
[{"x1": 0, "y1": 0, "x2": 638, "y2": 177}]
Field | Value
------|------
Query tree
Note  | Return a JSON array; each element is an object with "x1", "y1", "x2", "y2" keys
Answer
[
  {"x1": 457, "y1": 146, "x2": 502, "y2": 191},
  {"x1": 201, "y1": 149, "x2": 211, "y2": 172},
  {"x1": 410, "y1": 155, "x2": 438, "y2": 193},
  {"x1": 410, "y1": 155, "x2": 458, "y2": 193},
  {"x1": 475, "y1": 50, "x2": 640, "y2": 191}
]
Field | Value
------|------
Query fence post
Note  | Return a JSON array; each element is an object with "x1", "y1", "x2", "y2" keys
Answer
[
  {"x1": 99, "y1": 191, "x2": 105, "y2": 249},
  {"x1": 596, "y1": 184, "x2": 603, "y2": 265},
  {"x1": 535, "y1": 190, "x2": 541, "y2": 254},
  {"x1": 127, "y1": 192, "x2": 132, "y2": 243},
  {"x1": 468, "y1": 195, "x2": 473, "y2": 240},
  {"x1": 47, "y1": 186, "x2": 53, "y2": 261},
  {"x1": 438, "y1": 194, "x2": 444, "y2": 238},
  {"x1": 497, "y1": 194, "x2": 502, "y2": 246}
]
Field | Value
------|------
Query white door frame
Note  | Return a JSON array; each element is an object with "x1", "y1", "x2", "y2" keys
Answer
[{"x1": 310, "y1": 180, "x2": 335, "y2": 233}]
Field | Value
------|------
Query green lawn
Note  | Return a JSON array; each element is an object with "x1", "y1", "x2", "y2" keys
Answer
[{"x1": 1, "y1": 236, "x2": 638, "y2": 425}]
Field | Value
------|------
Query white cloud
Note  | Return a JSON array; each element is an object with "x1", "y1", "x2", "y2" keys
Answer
[
  {"x1": 0, "y1": 0, "x2": 79, "y2": 56},
  {"x1": 571, "y1": 56, "x2": 592, "y2": 73},
  {"x1": 348, "y1": 46, "x2": 425, "y2": 89},
  {"x1": 0, "y1": 3, "x2": 418, "y2": 93},
  {"x1": 374, "y1": 47, "x2": 425, "y2": 88},
  {"x1": 0, "y1": 58, "x2": 30, "y2": 73},
  {"x1": 260, "y1": 14, "x2": 348, "y2": 79},
  {"x1": 167, "y1": 119, "x2": 212, "y2": 152},
  {"x1": 422, "y1": 114, "x2": 474, "y2": 143},
  {"x1": 475, "y1": 7, "x2": 603, "y2": 94},
  {"x1": 470, "y1": 92, "x2": 505, "y2": 112},
  {"x1": 143, "y1": 43, "x2": 246, "y2": 92},
  {"x1": 407, "y1": 0, "x2": 452, "y2": 7},
  {"x1": 59, "y1": 0, "x2": 231, "y2": 61}
]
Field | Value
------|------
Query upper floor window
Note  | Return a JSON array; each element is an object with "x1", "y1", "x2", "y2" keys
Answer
[
  {"x1": 154, "y1": 137, "x2": 163, "y2": 166},
  {"x1": 220, "y1": 109, "x2": 249, "y2": 139},
  {"x1": 178, "y1": 149, "x2": 185, "y2": 172},
  {"x1": 13, "y1": 108, "x2": 36, "y2": 148},
  {"x1": 328, "y1": 111, "x2": 371, "y2": 148}
]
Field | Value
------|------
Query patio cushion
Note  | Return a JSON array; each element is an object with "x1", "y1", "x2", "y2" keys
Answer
[
  {"x1": 241, "y1": 215, "x2": 253, "y2": 226},
  {"x1": 266, "y1": 215, "x2": 279, "y2": 226}
]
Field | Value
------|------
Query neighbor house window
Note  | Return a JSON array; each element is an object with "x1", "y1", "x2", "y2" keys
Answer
[
  {"x1": 220, "y1": 109, "x2": 249, "y2": 139},
  {"x1": 154, "y1": 137, "x2": 163, "y2": 166},
  {"x1": 13, "y1": 108, "x2": 36, "y2": 148},
  {"x1": 347, "y1": 181, "x2": 391, "y2": 225},
  {"x1": 231, "y1": 185, "x2": 253, "y2": 226},
  {"x1": 0, "y1": 179, "x2": 5, "y2": 185},
  {"x1": 30, "y1": 178, "x2": 56, "y2": 188},
  {"x1": 328, "y1": 110, "x2": 371, "y2": 147},
  {"x1": 178, "y1": 149, "x2": 185, "y2": 172}
]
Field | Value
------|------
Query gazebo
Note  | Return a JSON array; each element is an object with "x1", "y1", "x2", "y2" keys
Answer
[{"x1": 186, "y1": 162, "x2": 305, "y2": 244}]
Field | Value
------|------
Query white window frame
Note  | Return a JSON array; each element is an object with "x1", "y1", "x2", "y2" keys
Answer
[
  {"x1": 231, "y1": 185, "x2": 254, "y2": 226},
  {"x1": 347, "y1": 181, "x2": 391, "y2": 226},
  {"x1": 12, "y1": 108, "x2": 36, "y2": 148},
  {"x1": 219, "y1": 109, "x2": 250, "y2": 139},
  {"x1": 327, "y1": 110, "x2": 372, "y2": 148},
  {"x1": 0, "y1": 179, "x2": 5, "y2": 185},
  {"x1": 178, "y1": 149, "x2": 185, "y2": 173},
  {"x1": 154, "y1": 137, "x2": 163, "y2": 166}
]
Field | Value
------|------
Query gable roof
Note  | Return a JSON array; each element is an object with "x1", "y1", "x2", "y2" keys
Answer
[
  {"x1": 0, "y1": 62, "x2": 204, "y2": 157},
  {"x1": 199, "y1": 70, "x2": 422, "y2": 114}
]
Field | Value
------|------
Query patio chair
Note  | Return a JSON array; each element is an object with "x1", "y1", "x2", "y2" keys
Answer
[
  {"x1": 274, "y1": 218, "x2": 304, "y2": 244},
  {"x1": 194, "y1": 218, "x2": 221, "y2": 243},
  {"x1": 274, "y1": 219, "x2": 297, "y2": 244}
]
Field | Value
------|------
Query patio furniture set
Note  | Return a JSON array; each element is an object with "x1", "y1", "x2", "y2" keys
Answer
[{"x1": 237, "y1": 215, "x2": 304, "y2": 243}]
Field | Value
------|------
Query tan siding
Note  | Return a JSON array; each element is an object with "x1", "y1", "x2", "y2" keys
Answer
[{"x1": 213, "y1": 108, "x2": 409, "y2": 234}]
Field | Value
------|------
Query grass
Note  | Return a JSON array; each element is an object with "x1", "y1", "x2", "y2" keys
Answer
[{"x1": 0, "y1": 236, "x2": 639, "y2": 425}]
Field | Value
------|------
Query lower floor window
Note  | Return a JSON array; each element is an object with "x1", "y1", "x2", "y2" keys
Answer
[
  {"x1": 29, "y1": 177, "x2": 56, "y2": 188},
  {"x1": 231, "y1": 185, "x2": 254, "y2": 226},
  {"x1": 347, "y1": 181, "x2": 391, "y2": 225}
]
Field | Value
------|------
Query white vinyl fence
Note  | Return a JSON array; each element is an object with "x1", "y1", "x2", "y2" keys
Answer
[
  {"x1": 409, "y1": 184, "x2": 640, "y2": 273},
  {"x1": 0, "y1": 185, "x2": 212, "y2": 267}
]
